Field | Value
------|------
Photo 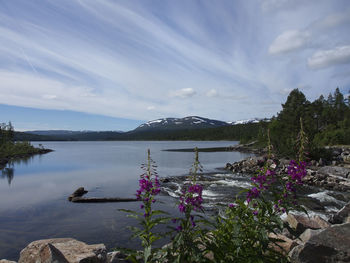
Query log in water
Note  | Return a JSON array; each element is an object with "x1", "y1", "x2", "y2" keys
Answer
[
  {"x1": 68, "y1": 187, "x2": 138, "y2": 203},
  {"x1": 70, "y1": 197, "x2": 138, "y2": 203}
]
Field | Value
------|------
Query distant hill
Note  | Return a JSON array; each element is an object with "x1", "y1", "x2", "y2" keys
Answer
[
  {"x1": 26, "y1": 130, "x2": 93, "y2": 136},
  {"x1": 134, "y1": 116, "x2": 229, "y2": 131},
  {"x1": 17, "y1": 116, "x2": 269, "y2": 142}
]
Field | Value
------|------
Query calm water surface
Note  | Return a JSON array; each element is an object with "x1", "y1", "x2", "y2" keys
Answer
[{"x1": 0, "y1": 141, "x2": 252, "y2": 260}]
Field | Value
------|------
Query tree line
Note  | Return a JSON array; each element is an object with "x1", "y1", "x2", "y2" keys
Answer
[
  {"x1": 0, "y1": 122, "x2": 14, "y2": 146},
  {"x1": 0, "y1": 121, "x2": 44, "y2": 159},
  {"x1": 267, "y1": 87, "x2": 350, "y2": 158}
]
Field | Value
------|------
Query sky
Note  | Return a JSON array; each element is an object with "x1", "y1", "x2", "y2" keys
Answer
[{"x1": 0, "y1": 0, "x2": 350, "y2": 131}]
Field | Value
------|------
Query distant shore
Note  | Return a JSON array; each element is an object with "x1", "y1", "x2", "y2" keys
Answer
[
  {"x1": 163, "y1": 141, "x2": 264, "y2": 154},
  {"x1": 0, "y1": 148, "x2": 53, "y2": 168}
]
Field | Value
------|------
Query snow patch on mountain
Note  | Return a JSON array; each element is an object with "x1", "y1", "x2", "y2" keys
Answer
[
  {"x1": 228, "y1": 118, "x2": 270, "y2": 125},
  {"x1": 135, "y1": 116, "x2": 229, "y2": 131}
]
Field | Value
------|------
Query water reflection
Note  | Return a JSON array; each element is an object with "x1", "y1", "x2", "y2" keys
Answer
[
  {"x1": 0, "y1": 156, "x2": 35, "y2": 186},
  {"x1": 9, "y1": 155, "x2": 35, "y2": 166},
  {"x1": 1, "y1": 166, "x2": 14, "y2": 185}
]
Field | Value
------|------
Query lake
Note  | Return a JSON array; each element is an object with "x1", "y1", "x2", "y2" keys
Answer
[{"x1": 0, "y1": 141, "x2": 253, "y2": 260}]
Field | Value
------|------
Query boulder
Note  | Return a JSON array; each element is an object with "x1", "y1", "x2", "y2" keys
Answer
[
  {"x1": 18, "y1": 238, "x2": 107, "y2": 263},
  {"x1": 286, "y1": 214, "x2": 330, "y2": 235},
  {"x1": 329, "y1": 202, "x2": 350, "y2": 224},
  {"x1": 268, "y1": 233, "x2": 300, "y2": 254},
  {"x1": 225, "y1": 163, "x2": 233, "y2": 170},
  {"x1": 289, "y1": 223, "x2": 350, "y2": 263},
  {"x1": 38, "y1": 243, "x2": 69, "y2": 262},
  {"x1": 299, "y1": 229, "x2": 323, "y2": 243}
]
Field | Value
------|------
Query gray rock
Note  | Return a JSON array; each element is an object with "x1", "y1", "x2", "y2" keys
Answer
[
  {"x1": 299, "y1": 229, "x2": 323, "y2": 243},
  {"x1": 268, "y1": 233, "x2": 300, "y2": 254},
  {"x1": 329, "y1": 202, "x2": 350, "y2": 224},
  {"x1": 0, "y1": 260, "x2": 17, "y2": 263},
  {"x1": 318, "y1": 166, "x2": 350, "y2": 179},
  {"x1": 18, "y1": 238, "x2": 107, "y2": 263},
  {"x1": 288, "y1": 223, "x2": 350, "y2": 263},
  {"x1": 286, "y1": 214, "x2": 330, "y2": 236},
  {"x1": 342, "y1": 151, "x2": 350, "y2": 164},
  {"x1": 318, "y1": 158, "x2": 324, "y2": 166},
  {"x1": 39, "y1": 243, "x2": 69, "y2": 263}
]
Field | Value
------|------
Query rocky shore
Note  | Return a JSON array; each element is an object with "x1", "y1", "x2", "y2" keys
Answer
[
  {"x1": 1, "y1": 144, "x2": 349, "y2": 262},
  {"x1": 1, "y1": 203, "x2": 349, "y2": 262},
  {"x1": 0, "y1": 238, "x2": 129, "y2": 263},
  {"x1": 225, "y1": 146, "x2": 350, "y2": 192}
]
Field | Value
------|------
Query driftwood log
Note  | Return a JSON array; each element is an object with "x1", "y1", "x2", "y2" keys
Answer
[
  {"x1": 70, "y1": 197, "x2": 138, "y2": 203},
  {"x1": 68, "y1": 187, "x2": 138, "y2": 203}
]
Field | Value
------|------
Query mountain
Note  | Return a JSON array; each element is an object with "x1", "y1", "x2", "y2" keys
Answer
[
  {"x1": 133, "y1": 116, "x2": 230, "y2": 132},
  {"x1": 228, "y1": 118, "x2": 270, "y2": 125},
  {"x1": 17, "y1": 116, "x2": 270, "y2": 141}
]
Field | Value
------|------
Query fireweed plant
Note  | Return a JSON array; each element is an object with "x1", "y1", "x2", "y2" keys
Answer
[
  {"x1": 119, "y1": 149, "x2": 168, "y2": 263},
  {"x1": 162, "y1": 148, "x2": 209, "y2": 262},
  {"x1": 205, "y1": 127, "x2": 308, "y2": 262}
]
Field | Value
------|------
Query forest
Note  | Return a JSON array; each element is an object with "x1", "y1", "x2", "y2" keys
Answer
[
  {"x1": 268, "y1": 88, "x2": 350, "y2": 158},
  {"x1": 0, "y1": 122, "x2": 48, "y2": 160}
]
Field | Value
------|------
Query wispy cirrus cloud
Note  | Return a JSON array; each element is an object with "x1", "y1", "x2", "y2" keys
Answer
[{"x1": 0, "y1": 0, "x2": 349, "y2": 130}]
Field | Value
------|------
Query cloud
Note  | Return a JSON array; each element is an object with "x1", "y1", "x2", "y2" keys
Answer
[
  {"x1": 278, "y1": 88, "x2": 293, "y2": 95},
  {"x1": 297, "y1": 84, "x2": 312, "y2": 90},
  {"x1": 308, "y1": 45, "x2": 350, "y2": 69},
  {"x1": 170, "y1": 88, "x2": 196, "y2": 98},
  {"x1": 260, "y1": 0, "x2": 292, "y2": 12},
  {"x1": 317, "y1": 10, "x2": 350, "y2": 29},
  {"x1": 0, "y1": 0, "x2": 349, "y2": 125},
  {"x1": 42, "y1": 94, "x2": 57, "y2": 100},
  {"x1": 206, "y1": 89, "x2": 218, "y2": 97},
  {"x1": 269, "y1": 30, "x2": 310, "y2": 54}
]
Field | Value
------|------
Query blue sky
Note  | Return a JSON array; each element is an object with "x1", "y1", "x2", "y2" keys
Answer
[{"x1": 0, "y1": 0, "x2": 350, "y2": 131}]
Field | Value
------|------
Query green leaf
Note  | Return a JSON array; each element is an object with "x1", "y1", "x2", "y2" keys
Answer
[
  {"x1": 118, "y1": 209, "x2": 142, "y2": 215},
  {"x1": 151, "y1": 210, "x2": 170, "y2": 216},
  {"x1": 126, "y1": 214, "x2": 140, "y2": 220},
  {"x1": 144, "y1": 246, "x2": 151, "y2": 263}
]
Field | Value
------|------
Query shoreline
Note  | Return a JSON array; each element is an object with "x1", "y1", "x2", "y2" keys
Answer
[
  {"x1": 1, "y1": 143, "x2": 349, "y2": 262},
  {"x1": 0, "y1": 148, "x2": 53, "y2": 169},
  {"x1": 163, "y1": 140, "x2": 264, "y2": 154}
]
